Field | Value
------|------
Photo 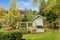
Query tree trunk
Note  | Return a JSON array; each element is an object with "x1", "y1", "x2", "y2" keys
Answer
[
  {"x1": 52, "y1": 21, "x2": 54, "y2": 33},
  {"x1": 58, "y1": 19, "x2": 60, "y2": 40}
]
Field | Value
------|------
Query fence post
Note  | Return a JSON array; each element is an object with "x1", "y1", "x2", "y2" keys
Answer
[
  {"x1": 20, "y1": 22, "x2": 21, "y2": 29},
  {"x1": 26, "y1": 22, "x2": 28, "y2": 32}
]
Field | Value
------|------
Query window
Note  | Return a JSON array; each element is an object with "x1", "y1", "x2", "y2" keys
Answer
[{"x1": 37, "y1": 26, "x2": 43, "y2": 29}]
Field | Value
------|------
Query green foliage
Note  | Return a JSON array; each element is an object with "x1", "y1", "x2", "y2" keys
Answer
[
  {"x1": 45, "y1": 0, "x2": 56, "y2": 13},
  {"x1": 0, "y1": 30, "x2": 23, "y2": 40},
  {"x1": 21, "y1": 23, "x2": 26, "y2": 28},
  {"x1": 46, "y1": 10, "x2": 57, "y2": 23},
  {"x1": 56, "y1": 0, "x2": 60, "y2": 10},
  {"x1": 21, "y1": 15, "x2": 28, "y2": 22},
  {"x1": 23, "y1": 30, "x2": 58, "y2": 40},
  {"x1": 0, "y1": 23, "x2": 2, "y2": 29},
  {"x1": 38, "y1": 0, "x2": 57, "y2": 23}
]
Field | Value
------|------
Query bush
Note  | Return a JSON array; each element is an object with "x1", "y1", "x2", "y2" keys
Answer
[{"x1": 0, "y1": 30, "x2": 23, "y2": 40}]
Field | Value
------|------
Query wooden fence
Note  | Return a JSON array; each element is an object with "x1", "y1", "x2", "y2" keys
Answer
[
  {"x1": 17, "y1": 22, "x2": 36, "y2": 33},
  {"x1": 16, "y1": 22, "x2": 60, "y2": 33}
]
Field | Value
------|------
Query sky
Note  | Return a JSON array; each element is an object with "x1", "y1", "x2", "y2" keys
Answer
[
  {"x1": 0, "y1": 0, "x2": 48, "y2": 11},
  {"x1": 0, "y1": 0, "x2": 39, "y2": 11}
]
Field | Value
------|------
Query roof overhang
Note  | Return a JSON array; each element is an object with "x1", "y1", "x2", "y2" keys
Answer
[{"x1": 32, "y1": 15, "x2": 46, "y2": 21}]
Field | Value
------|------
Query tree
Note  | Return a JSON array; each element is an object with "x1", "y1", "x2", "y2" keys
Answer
[
  {"x1": 7, "y1": 0, "x2": 17, "y2": 27},
  {"x1": 44, "y1": 0, "x2": 60, "y2": 33},
  {"x1": 0, "y1": 6, "x2": 7, "y2": 18},
  {"x1": 46, "y1": 9, "x2": 57, "y2": 32},
  {"x1": 39, "y1": 0, "x2": 46, "y2": 16},
  {"x1": 56, "y1": 0, "x2": 60, "y2": 40},
  {"x1": 0, "y1": 6, "x2": 8, "y2": 26},
  {"x1": 24, "y1": 8, "x2": 33, "y2": 22},
  {"x1": 33, "y1": 0, "x2": 46, "y2": 16},
  {"x1": 21, "y1": 15, "x2": 28, "y2": 22},
  {"x1": 33, "y1": 10, "x2": 38, "y2": 16},
  {"x1": 27, "y1": 9, "x2": 33, "y2": 21},
  {"x1": 43, "y1": 0, "x2": 56, "y2": 13}
]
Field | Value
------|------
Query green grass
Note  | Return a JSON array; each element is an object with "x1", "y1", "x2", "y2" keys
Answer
[{"x1": 22, "y1": 29, "x2": 59, "y2": 40}]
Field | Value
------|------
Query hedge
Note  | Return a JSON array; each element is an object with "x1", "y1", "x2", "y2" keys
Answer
[{"x1": 0, "y1": 30, "x2": 23, "y2": 40}]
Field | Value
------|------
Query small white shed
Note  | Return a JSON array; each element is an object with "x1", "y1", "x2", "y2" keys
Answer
[{"x1": 32, "y1": 15, "x2": 46, "y2": 32}]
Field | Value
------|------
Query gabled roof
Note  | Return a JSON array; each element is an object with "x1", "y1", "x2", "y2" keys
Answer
[{"x1": 32, "y1": 15, "x2": 46, "y2": 21}]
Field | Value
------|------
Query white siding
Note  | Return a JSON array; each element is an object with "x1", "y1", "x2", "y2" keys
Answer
[
  {"x1": 33, "y1": 17, "x2": 43, "y2": 26},
  {"x1": 33, "y1": 17, "x2": 44, "y2": 32},
  {"x1": 36, "y1": 29, "x2": 44, "y2": 32}
]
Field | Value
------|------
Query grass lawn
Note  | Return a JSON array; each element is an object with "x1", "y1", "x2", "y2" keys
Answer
[{"x1": 22, "y1": 29, "x2": 59, "y2": 40}]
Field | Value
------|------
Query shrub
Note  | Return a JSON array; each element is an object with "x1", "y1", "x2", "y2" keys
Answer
[{"x1": 0, "y1": 30, "x2": 23, "y2": 40}]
